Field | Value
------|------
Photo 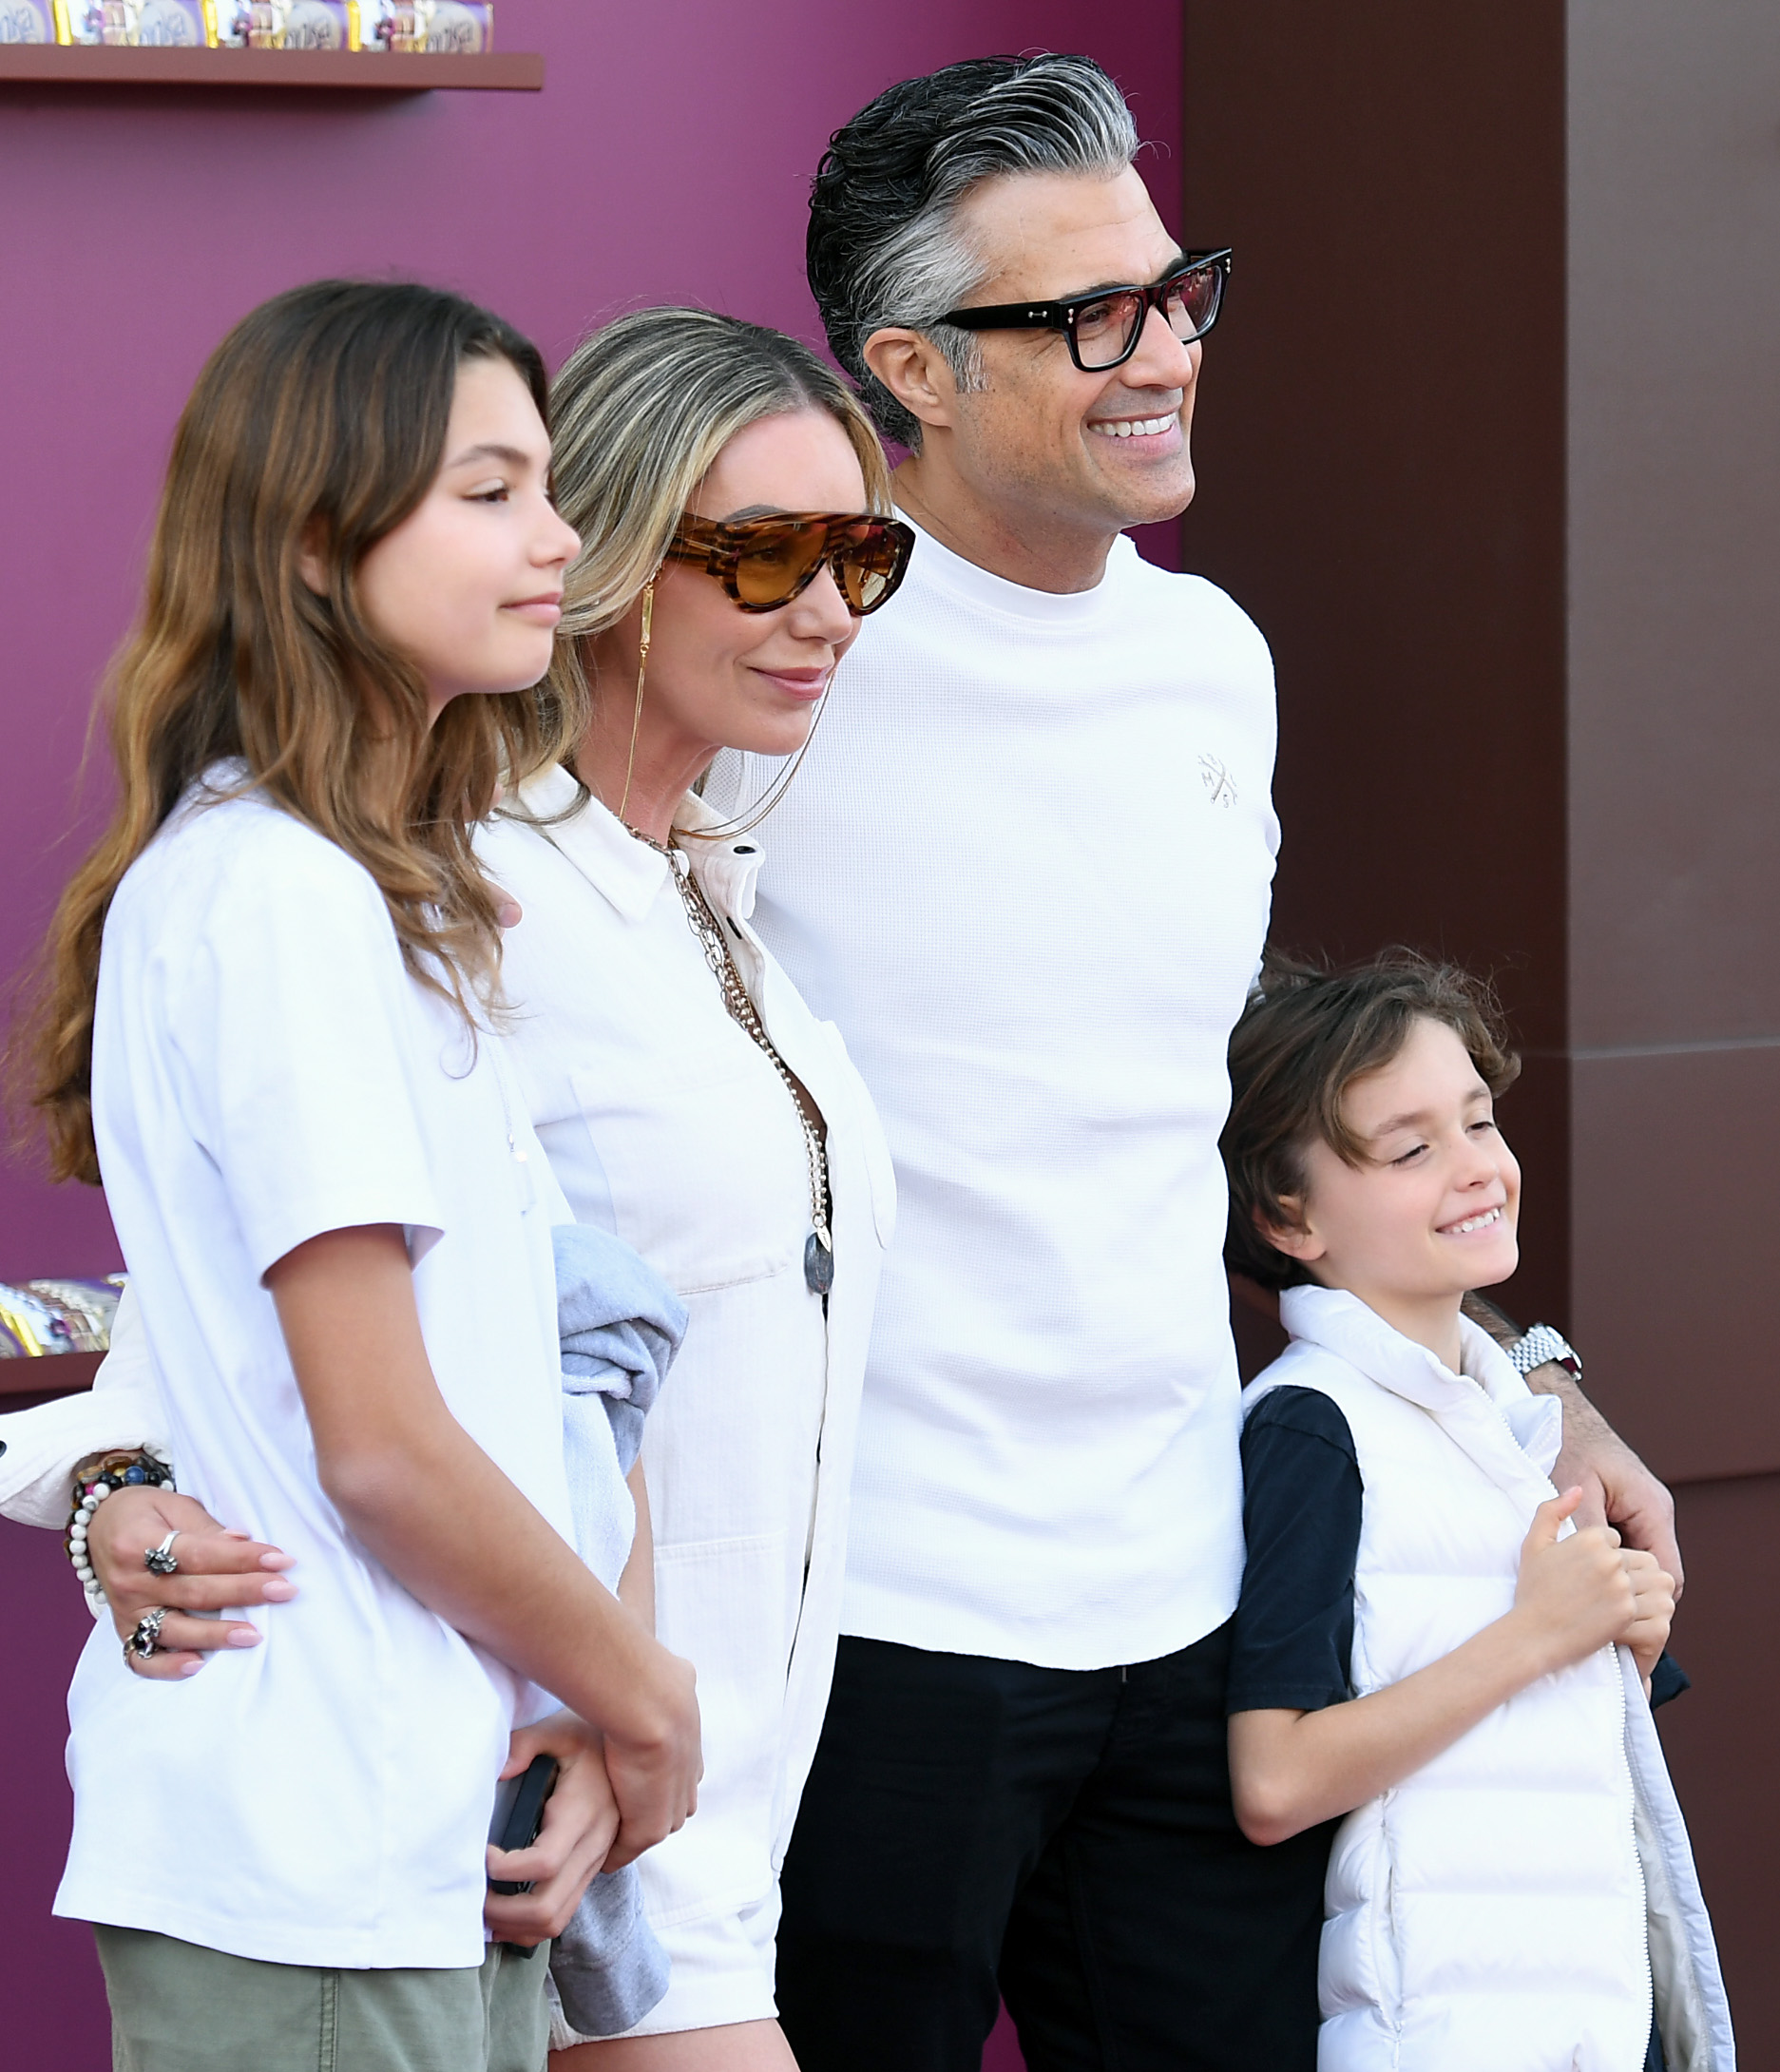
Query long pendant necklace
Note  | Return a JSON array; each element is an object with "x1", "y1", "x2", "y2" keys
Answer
[{"x1": 637, "y1": 830, "x2": 834, "y2": 1295}]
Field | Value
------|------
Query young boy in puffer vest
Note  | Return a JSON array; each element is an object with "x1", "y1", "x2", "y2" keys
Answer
[{"x1": 1219, "y1": 953, "x2": 1732, "y2": 2072}]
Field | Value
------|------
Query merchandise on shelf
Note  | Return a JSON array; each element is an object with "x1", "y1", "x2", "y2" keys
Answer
[
  {"x1": 362, "y1": 1, "x2": 491, "y2": 53},
  {"x1": 28, "y1": 0, "x2": 488, "y2": 45},
  {"x1": 279, "y1": 1, "x2": 354, "y2": 47},
  {"x1": 0, "y1": 1275, "x2": 125, "y2": 1357},
  {"x1": 0, "y1": 1, "x2": 58, "y2": 42}
]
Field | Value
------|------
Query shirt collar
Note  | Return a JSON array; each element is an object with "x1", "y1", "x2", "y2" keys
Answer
[
  {"x1": 1278, "y1": 1282, "x2": 1561, "y2": 1481},
  {"x1": 504, "y1": 765, "x2": 765, "y2": 925},
  {"x1": 891, "y1": 508, "x2": 1139, "y2": 628}
]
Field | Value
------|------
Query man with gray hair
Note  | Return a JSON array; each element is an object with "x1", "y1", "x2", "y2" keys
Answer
[{"x1": 711, "y1": 51, "x2": 1679, "y2": 2072}]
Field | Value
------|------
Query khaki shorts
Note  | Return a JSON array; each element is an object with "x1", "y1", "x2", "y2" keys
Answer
[{"x1": 94, "y1": 1925, "x2": 549, "y2": 2072}]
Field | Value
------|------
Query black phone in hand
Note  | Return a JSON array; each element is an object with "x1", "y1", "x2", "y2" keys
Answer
[{"x1": 488, "y1": 1754, "x2": 559, "y2": 1896}]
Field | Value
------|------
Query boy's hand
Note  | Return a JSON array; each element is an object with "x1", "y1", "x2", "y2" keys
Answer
[
  {"x1": 1511, "y1": 1487, "x2": 1638, "y2": 1675},
  {"x1": 1617, "y1": 1547, "x2": 1676, "y2": 1681},
  {"x1": 484, "y1": 1710, "x2": 619, "y2": 1945},
  {"x1": 83, "y1": 1484, "x2": 296, "y2": 1679}
]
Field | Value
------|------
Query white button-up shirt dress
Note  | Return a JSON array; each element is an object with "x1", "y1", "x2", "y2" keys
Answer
[{"x1": 478, "y1": 767, "x2": 894, "y2": 2038}]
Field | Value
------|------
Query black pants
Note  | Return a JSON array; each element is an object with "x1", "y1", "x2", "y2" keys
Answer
[{"x1": 775, "y1": 1624, "x2": 1330, "y2": 2072}]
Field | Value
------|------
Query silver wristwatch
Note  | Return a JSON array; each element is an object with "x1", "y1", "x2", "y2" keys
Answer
[{"x1": 1507, "y1": 1322, "x2": 1583, "y2": 1383}]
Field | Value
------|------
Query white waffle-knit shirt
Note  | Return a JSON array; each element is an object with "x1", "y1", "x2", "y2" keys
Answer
[{"x1": 707, "y1": 518, "x2": 1279, "y2": 1670}]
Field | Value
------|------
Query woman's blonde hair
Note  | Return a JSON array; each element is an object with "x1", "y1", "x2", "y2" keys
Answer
[
  {"x1": 545, "y1": 307, "x2": 891, "y2": 815},
  {"x1": 19, "y1": 278, "x2": 573, "y2": 1186}
]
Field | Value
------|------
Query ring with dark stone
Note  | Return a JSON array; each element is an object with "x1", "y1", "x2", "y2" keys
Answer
[{"x1": 124, "y1": 1607, "x2": 167, "y2": 1661}]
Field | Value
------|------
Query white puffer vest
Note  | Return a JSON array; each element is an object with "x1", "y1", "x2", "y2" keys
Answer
[{"x1": 1245, "y1": 1286, "x2": 1732, "y2": 2072}]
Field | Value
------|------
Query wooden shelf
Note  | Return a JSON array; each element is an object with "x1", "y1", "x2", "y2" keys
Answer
[
  {"x1": 1, "y1": 1349, "x2": 101, "y2": 1404},
  {"x1": 0, "y1": 45, "x2": 542, "y2": 90}
]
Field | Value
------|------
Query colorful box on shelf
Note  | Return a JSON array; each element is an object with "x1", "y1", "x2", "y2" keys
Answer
[
  {"x1": 246, "y1": 3, "x2": 495, "y2": 50},
  {"x1": 0, "y1": 0, "x2": 492, "y2": 45},
  {"x1": 0, "y1": 1276, "x2": 124, "y2": 1358},
  {"x1": 53, "y1": 0, "x2": 214, "y2": 37},
  {"x1": 0, "y1": 1, "x2": 62, "y2": 37}
]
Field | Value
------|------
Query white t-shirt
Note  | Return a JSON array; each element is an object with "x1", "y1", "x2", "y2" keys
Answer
[
  {"x1": 708, "y1": 521, "x2": 1279, "y2": 1671},
  {"x1": 55, "y1": 778, "x2": 575, "y2": 1969}
]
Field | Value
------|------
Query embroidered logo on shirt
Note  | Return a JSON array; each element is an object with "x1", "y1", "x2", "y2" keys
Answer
[{"x1": 1198, "y1": 754, "x2": 1237, "y2": 808}]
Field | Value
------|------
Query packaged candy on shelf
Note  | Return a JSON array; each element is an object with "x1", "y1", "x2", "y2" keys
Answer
[
  {"x1": 245, "y1": 0, "x2": 284, "y2": 42},
  {"x1": 361, "y1": 1, "x2": 490, "y2": 53},
  {"x1": 0, "y1": 1276, "x2": 124, "y2": 1357},
  {"x1": 360, "y1": 0, "x2": 423, "y2": 49},
  {"x1": 136, "y1": 0, "x2": 210, "y2": 40},
  {"x1": 280, "y1": 0, "x2": 354, "y2": 47},
  {"x1": 0, "y1": 2, "x2": 58, "y2": 43},
  {"x1": 214, "y1": 0, "x2": 248, "y2": 42},
  {"x1": 62, "y1": 0, "x2": 130, "y2": 41},
  {"x1": 52, "y1": 0, "x2": 105, "y2": 37},
  {"x1": 424, "y1": 0, "x2": 489, "y2": 51}
]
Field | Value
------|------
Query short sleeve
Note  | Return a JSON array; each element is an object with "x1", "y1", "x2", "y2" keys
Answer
[
  {"x1": 170, "y1": 829, "x2": 448, "y2": 1282},
  {"x1": 1228, "y1": 1386, "x2": 1363, "y2": 1717},
  {"x1": 1649, "y1": 1651, "x2": 1690, "y2": 1710}
]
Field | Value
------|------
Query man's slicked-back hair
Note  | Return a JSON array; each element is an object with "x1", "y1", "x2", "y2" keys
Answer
[{"x1": 808, "y1": 54, "x2": 1140, "y2": 448}]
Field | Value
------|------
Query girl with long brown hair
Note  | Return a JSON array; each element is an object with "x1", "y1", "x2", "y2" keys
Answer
[
  {"x1": 15, "y1": 279, "x2": 699, "y2": 2072},
  {"x1": 41, "y1": 303, "x2": 911, "y2": 2071}
]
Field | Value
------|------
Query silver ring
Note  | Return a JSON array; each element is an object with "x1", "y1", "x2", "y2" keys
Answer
[
  {"x1": 144, "y1": 1529, "x2": 181, "y2": 1578},
  {"x1": 124, "y1": 1607, "x2": 167, "y2": 1661}
]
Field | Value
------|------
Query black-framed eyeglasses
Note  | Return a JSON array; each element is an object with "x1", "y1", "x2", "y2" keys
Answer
[{"x1": 935, "y1": 249, "x2": 1232, "y2": 374}]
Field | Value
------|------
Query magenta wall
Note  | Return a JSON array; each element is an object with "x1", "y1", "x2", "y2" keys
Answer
[
  {"x1": 0, "y1": 0, "x2": 1183, "y2": 1287},
  {"x1": 1, "y1": 6, "x2": 1179, "y2": 2063}
]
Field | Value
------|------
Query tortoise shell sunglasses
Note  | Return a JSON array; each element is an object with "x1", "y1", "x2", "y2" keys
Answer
[{"x1": 663, "y1": 511, "x2": 916, "y2": 617}]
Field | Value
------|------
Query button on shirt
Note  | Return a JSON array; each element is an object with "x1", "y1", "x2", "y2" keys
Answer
[
  {"x1": 59, "y1": 782, "x2": 573, "y2": 1969},
  {"x1": 707, "y1": 520, "x2": 1279, "y2": 1671}
]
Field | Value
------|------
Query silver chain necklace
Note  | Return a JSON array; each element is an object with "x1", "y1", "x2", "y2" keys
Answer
[{"x1": 638, "y1": 830, "x2": 834, "y2": 1296}]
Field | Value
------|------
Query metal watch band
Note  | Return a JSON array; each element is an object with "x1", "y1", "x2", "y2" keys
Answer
[{"x1": 1508, "y1": 1322, "x2": 1583, "y2": 1382}]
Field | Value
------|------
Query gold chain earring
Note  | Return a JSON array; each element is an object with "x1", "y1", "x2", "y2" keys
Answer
[{"x1": 617, "y1": 578, "x2": 654, "y2": 829}]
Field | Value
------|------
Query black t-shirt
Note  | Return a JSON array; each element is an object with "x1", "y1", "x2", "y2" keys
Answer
[
  {"x1": 1226, "y1": 1382, "x2": 1691, "y2": 1717},
  {"x1": 1227, "y1": 1386, "x2": 1363, "y2": 1717}
]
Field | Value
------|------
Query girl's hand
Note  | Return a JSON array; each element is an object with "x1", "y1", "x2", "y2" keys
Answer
[
  {"x1": 484, "y1": 1711, "x2": 621, "y2": 1945},
  {"x1": 601, "y1": 1643, "x2": 702, "y2": 1871},
  {"x1": 81, "y1": 1485, "x2": 296, "y2": 1679},
  {"x1": 1617, "y1": 1546, "x2": 1677, "y2": 1680},
  {"x1": 1511, "y1": 1487, "x2": 1637, "y2": 1676}
]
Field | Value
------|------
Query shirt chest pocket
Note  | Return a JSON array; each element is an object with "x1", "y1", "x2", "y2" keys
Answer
[{"x1": 568, "y1": 1036, "x2": 812, "y2": 1295}]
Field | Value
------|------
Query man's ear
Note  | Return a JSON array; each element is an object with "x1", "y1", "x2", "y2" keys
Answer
[
  {"x1": 861, "y1": 328, "x2": 960, "y2": 436},
  {"x1": 1257, "y1": 1198, "x2": 1325, "y2": 1266},
  {"x1": 296, "y1": 514, "x2": 331, "y2": 598}
]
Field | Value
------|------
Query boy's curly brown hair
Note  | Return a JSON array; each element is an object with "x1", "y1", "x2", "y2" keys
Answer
[{"x1": 1221, "y1": 950, "x2": 1522, "y2": 1292}]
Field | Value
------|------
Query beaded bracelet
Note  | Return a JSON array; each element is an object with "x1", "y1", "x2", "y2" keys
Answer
[{"x1": 67, "y1": 1448, "x2": 175, "y2": 1617}]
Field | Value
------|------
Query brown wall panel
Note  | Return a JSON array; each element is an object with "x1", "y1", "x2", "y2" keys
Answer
[
  {"x1": 1492, "y1": 1050, "x2": 1570, "y2": 1333},
  {"x1": 1656, "y1": 1474, "x2": 1780, "y2": 2065},
  {"x1": 1571, "y1": 1046, "x2": 1780, "y2": 1481},
  {"x1": 1183, "y1": 7, "x2": 1775, "y2": 2043},
  {"x1": 1181, "y1": 2, "x2": 1569, "y2": 1052},
  {"x1": 1567, "y1": 0, "x2": 1780, "y2": 1047}
]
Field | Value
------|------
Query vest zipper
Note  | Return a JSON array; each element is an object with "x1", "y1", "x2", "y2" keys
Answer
[{"x1": 1617, "y1": 1655, "x2": 1656, "y2": 2064}]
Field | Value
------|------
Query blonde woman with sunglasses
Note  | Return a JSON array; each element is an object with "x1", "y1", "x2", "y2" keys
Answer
[{"x1": 17, "y1": 308, "x2": 909, "y2": 2070}]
